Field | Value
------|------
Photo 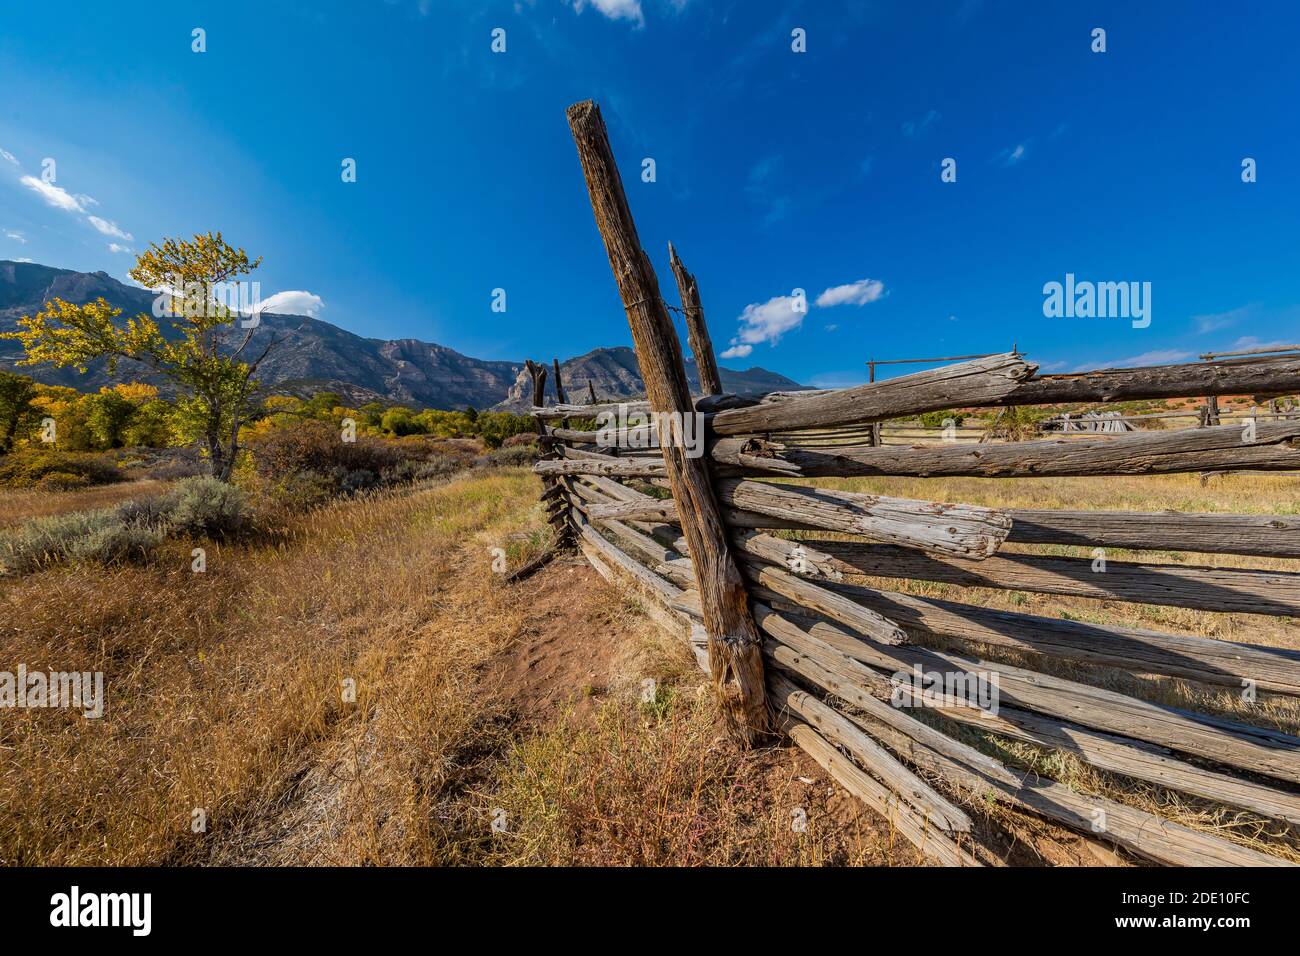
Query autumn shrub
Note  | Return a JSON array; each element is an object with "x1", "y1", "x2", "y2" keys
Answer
[{"x1": 0, "y1": 448, "x2": 124, "y2": 489}]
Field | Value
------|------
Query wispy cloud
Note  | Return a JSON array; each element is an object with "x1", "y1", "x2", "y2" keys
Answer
[
  {"x1": 902, "y1": 110, "x2": 940, "y2": 137},
  {"x1": 107, "y1": 243, "x2": 132, "y2": 254},
  {"x1": 88, "y1": 216, "x2": 133, "y2": 241},
  {"x1": 745, "y1": 154, "x2": 791, "y2": 227},
  {"x1": 1193, "y1": 304, "x2": 1255, "y2": 334},
  {"x1": 4, "y1": 230, "x2": 26, "y2": 244},
  {"x1": 1074, "y1": 348, "x2": 1193, "y2": 372},
  {"x1": 0, "y1": 147, "x2": 17, "y2": 166},
  {"x1": 816, "y1": 278, "x2": 885, "y2": 307},
  {"x1": 568, "y1": 0, "x2": 644, "y2": 27},
  {"x1": 20, "y1": 174, "x2": 88, "y2": 212},
  {"x1": 995, "y1": 143, "x2": 1027, "y2": 166}
]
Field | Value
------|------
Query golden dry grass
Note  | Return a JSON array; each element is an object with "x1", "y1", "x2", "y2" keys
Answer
[
  {"x1": 4, "y1": 465, "x2": 1299, "y2": 866},
  {"x1": 0, "y1": 479, "x2": 174, "y2": 528}
]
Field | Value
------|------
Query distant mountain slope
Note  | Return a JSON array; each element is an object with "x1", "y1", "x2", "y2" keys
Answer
[{"x1": 0, "y1": 261, "x2": 806, "y2": 409}]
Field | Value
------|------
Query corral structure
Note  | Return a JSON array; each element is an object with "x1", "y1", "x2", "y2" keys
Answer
[{"x1": 517, "y1": 100, "x2": 1300, "y2": 866}]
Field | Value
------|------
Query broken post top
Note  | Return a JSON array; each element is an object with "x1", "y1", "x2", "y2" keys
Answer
[{"x1": 669, "y1": 240, "x2": 723, "y2": 397}]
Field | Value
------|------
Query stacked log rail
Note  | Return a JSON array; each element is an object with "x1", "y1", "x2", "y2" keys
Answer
[
  {"x1": 532, "y1": 351, "x2": 1300, "y2": 865},
  {"x1": 541, "y1": 98, "x2": 1300, "y2": 866}
]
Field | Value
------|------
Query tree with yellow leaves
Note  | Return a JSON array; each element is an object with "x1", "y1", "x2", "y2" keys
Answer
[{"x1": 1, "y1": 233, "x2": 287, "y2": 480}]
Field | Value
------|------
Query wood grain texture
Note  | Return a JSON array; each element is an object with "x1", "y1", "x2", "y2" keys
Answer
[
  {"x1": 711, "y1": 351, "x2": 1037, "y2": 435},
  {"x1": 668, "y1": 241, "x2": 722, "y2": 396},
  {"x1": 716, "y1": 420, "x2": 1300, "y2": 478},
  {"x1": 814, "y1": 540, "x2": 1300, "y2": 616},
  {"x1": 567, "y1": 99, "x2": 770, "y2": 741}
]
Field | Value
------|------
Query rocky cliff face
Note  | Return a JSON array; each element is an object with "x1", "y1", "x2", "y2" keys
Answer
[{"x1": 1, "y1": 261, "x2": 806, "y2": 409}]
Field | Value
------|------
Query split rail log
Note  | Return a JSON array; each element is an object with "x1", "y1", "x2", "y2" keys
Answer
[
  {"x1": 568, "y1": 98, "x2": 770, "y2": 741},
  {"x1": 710, "y1": 420, "x2": 1300, "y2": 478},
  {"x1": 554, "y1": 451, "x2": 1300, "y2": 558},
  {"x1": 840, "y1": 694, "x2": 1290, "y2": 867},
  {"x1": 780, "y1": 717, "x2": 980, "y2": 866},
  {"x1": 572, "y1": 474, "x2": 1013, "y2": 560},
  {"x1": 674, "y1": 590, "x2": 1300, "y2": 853},
  {"x1": 1005, "y1": 509, "x2": 1300, "y2": 558},
  {"x1": 664, "y1": 525, "x2": 1300, "y2": 693},
  {"x1": 770, "y1": 675, "x2": 972, "y2": 836},
  {"x1": 702, "y1": 354, "x2": 1300, "y2": 437},
  {"x1": 668, "y1": 242, "x2": 722, "y2": 397},
  {"x1": 810, "y1": 541, "x2": 1300, "y2": 617},
  {"x1": 674, "y1": 567, "x2": 1300, "y2": 786},
  {"x1": 743, "y1": 599, "x2": 1287, "y2": 865},
  {"x1": 709, "y1": 352, "x2": 1038, "y2": 435}
]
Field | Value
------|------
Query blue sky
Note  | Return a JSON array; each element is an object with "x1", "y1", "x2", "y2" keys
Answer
[{"x1": 1, "y1": 0, "x2": 1297, "y2": 387}]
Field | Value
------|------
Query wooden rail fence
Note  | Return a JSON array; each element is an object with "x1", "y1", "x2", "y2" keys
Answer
[{"x1": 514, "y1": 99, "x2": 1300, "y2": 867}]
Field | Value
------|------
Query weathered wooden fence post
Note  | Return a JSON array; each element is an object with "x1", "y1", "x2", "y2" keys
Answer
[
  {"x1": 526, "y1": 358, "x2": 573, "y2": 545},
  {"x1": 567, "y1": 99, "x2": 771, "y2": 742},
  {"x1": 668, "y1": 242, "x2": 723, "y2": 397}
]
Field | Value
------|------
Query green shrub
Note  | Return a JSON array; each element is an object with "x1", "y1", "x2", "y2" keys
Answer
[
  {"x1": 485, "y1": 444, "x2": 538, "y2": 468},
  {"x1": 166, "y1": 476, "x2": 246, "y2": 537},
  {"x1": 918, "y1": 410, "x2": 964, "y2": 428}
]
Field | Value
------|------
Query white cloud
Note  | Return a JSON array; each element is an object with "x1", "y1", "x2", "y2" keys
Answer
[
  {"x1": 1001, "y1": 143, "x2": 1026, "y2": 165},
  {"x1": 256, "y1": 290, "x2": 324, "y2": 317},
  {"x1": 726, "y1": 294, "x2": 805, "y2": 355},
  {"x1": 14, "y1": 257, "x2": 33, "y2": 263},
  {"x1": 570, "y1": 0, "x2": 644, "y2": 26},
  {"x1": 720, "y1": 343, "x2": 752, "y2": 359},
  {"x1": 87, "y1": 216, "x2": 133, "y2": 241},
  {"x1": 0, "y1": 147, "x2": 17, "y2": 165},
  {"x1": 20, "y1": 174, "x2": 88, "y2": 212},
  {"x1": 4, "y1": 230, "x2": 26, "y2": 244},
  {"x1": 816, "y1": 278, "x2": 885, "y2": 308},
  {"x1": 1231, "y1": 336, "x2": 1295, "y2": 352},
  {"x1": 107, "y1": 243, "x2": 132, "y2": 254}
]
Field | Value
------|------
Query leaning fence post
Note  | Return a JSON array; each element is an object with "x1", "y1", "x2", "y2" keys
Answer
[
  {"x1": 668, "y1": 241, "x2": 723, "y2": 397},
  {"x1": 567, "y1": 99, "x2": 771, "y2": 742}
]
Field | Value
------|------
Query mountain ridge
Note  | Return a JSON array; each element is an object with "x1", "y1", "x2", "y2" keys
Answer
[{"x1": 0, "y1": 260, "x2": 806, "y2": 410}]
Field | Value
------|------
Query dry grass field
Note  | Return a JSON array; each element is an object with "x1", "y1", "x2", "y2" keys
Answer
[{"x1": 3, "y1": 467, "x2": 1299, "y2": 865}]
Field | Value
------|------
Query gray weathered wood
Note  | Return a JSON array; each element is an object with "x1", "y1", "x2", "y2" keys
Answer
[
  {"x1": 717, "y1": 480, "x2": 1011, "y2": 560},
  {"x1": 1005, "y1": 508, "x2": 1300, "y2": 558},
  {"x1": 771, "y1": 674, "x2": 971, "y2": 833},
  {"x1": 711, "y1": 352, "x2": 1037, "y2": 435},
  {"x1": 668, "y1": 241, "x2": 722, "y2": 397},
  {"x1": 568, "y1": 98, "x2": 770, "y2": 741},
  {"x1": 814, "y1": 540, "x2": 1300, "y2": 616},
  {"x1": 714, "y1": 420, "x2": 1300, "y2": 479}
]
